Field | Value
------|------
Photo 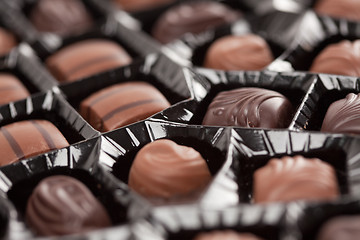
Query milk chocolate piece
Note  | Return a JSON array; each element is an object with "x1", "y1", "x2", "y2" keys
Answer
[
  {"x1": 204, "y1": 34, "x2": 274, "y2": 70},
  {"x1": 29, "y1": 0, "x2": 93, "y2": 36},
  {"x1": 0, "y1": 120, "x2": 69, "y2": 167},
  {"x1": 315, "y1": 0, "x2": 360, "y2": 21},
  {"x1": 152, "y1": 2, "x2": 240, "y2": 44},
  {"x1": 310, "y1": 40, "x2": 360, "y2": 77},
  {"x1": 254, "y1": 155, "x2": 339, "y2": 203},
  {"x1": 80, "y1": 82, "x2": 170, "y2": 132},
  {"x1": 46, "y1": 39, "x2": 132, "y2": 82},
  {"x1": 128, "y1": 139, "x2": 211, "y2": 199},
  {"x1": 317, "y1": 216, "x2": 360, "y2": 240},
  {"x1": 194, "y1": 231, "x2": 264, "y2": 240},
  {"x1": 114, "y1": 0, "x2": 174, "y2": 12},
  {"x1": 321, "y1": 93, "x2": 360, "y2": 135},
  {"x1": 202, "y1": 87, "x2": 293, "y2": 128},
  {"x1": 0, "y1": 73, "x2": 30, "y2": 106},
  {"x1": 0, "y1": 27, "x2": 17, "y2": 55},
  {"x1": 26, "y1": 176, "x2": 111, "y2": 236}
]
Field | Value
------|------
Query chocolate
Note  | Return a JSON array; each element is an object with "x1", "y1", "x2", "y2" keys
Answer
[
  {"x1": 26, "y1": 175, "x2": 111, "y2": 236},
  {"x1": 310, "y1": 40, "x2": 360, "y2": 77},
  {"x1": 80, "y1": 81, "x2": 170, "y2": 132},
  {"x1": 193, "y1": 231, "x2": 264, "y2": 240},
  {"x1": 316, "y1": 215, "x2": 360, "y2": 240},
  {"x1": 202, "y1": 87, "x2": 293, "y2": 128},
  {"x1": 46, "y1": 39, "x2": 132, "y2": 82},
  {"x1": 0, "y1": 27, "x2": 17, "y2": 56},
  {"x1": 204, "y1": 34, "x2": 274, "y2": 71},
  {"x1": 321, "y1": 93, "x2": 360, "y2": 135},
  {"x1": 315, "y1": 0, "x2": 360, "y2": 21},
  {"x1": 114, "y1": 0, "x2": 174, "y2": 12},
  {"x1": 254, "y1": 155, "x2": 339, "y2": 203},
  {"x1": 0, "y1": 120, "x2": 69, "y2": 166},
  {"x1": 152, "y1": 2, "x2": 240, "y2": 44},
  {"x1": 29, "y1": 0, "x2": 93, "y2": 36},
  {"x1": 0, "y1": 73, "x2": 30, "y2": 106},
  {"x1": 128, "y1": 139, "x2": 211, "y2": 199}
]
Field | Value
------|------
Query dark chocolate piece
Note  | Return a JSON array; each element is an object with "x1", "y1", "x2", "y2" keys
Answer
[
  {"x1": 152, "y1": 2, "x2": 240, "y2": 44},
  {"x1": 29, "y1": 0, "x2": 93, "y2": 36},
  {"x1": 128, "y1": 139, "x2": 211, "y2": 199},
  {"x1": 26, "y1": 175, "x2": 111, "y2": 236},
  {"x1": 254, "y1": 155, "x2": 339, "y2": 203},
  {"x1": 0, "y1": 120, "x2": 69, "y2": 166},
  {"x1": 194, "y1": 231, "x2": 264, "y2": 240},
  {"x1": 204, "y1": 34, "x2": 274, "y2": 70},
  {"x1": 321, "y1": 93, "x2": 360, "y2": 135},
  {"x1": 0, "y1": 27, "x2": 17, "y2": 55},
  {"x1": 0, "y1": 73, "x2": 30, "y2": 106},
  {"x1": 310, "y1": 40, "x2": 360, "y2": 77},
  {"x1": 315, "y1": 0, "x2": 360, "y2": 21},
  {"x1": 46, "y1": 39, "x2": 132, "y2": 82},
  {"x1": 317, "y1": 215, "x2": 360, "y2": 240},
  {"x1": 202, "y1": 87, "x2": 293, "y2": 128},
  {"x1": 114, "y1": 0, "x2": 174, "y2": 12},
  {"x1": 80, "y1": 81, "x2": 170, "y2": 132}
]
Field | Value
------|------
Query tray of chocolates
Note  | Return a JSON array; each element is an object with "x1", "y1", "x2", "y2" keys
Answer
[{"x1": 1, "y1": 0, "x2": 360, "y2": 239}]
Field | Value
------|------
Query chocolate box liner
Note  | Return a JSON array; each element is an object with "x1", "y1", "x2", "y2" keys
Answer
[{"x1": 0, "y1": 136, "x2": 150, "y2": 239}]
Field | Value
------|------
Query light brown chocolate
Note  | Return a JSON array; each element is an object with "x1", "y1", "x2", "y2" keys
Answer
[
  {"x1": 315, "y1": 0, "x2": 360, "y2": 21},
  {"x1": 0, "y1": 73, "x2": 30, "y2": 106},
  {"x1": 0, "y1": 27, "x2": 17, "y2": 56},
  {"x1": 194, "y1": 231, "x2": 264, "y2": 240},
  {"x1": 317, "y1": 215, "x2": 360, "y2": 240},
  {"x1": 114, "y1": 0, "x2": 174, "y2": 12}
]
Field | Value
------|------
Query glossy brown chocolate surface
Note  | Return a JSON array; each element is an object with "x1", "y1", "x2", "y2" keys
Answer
[
  {"x1": 202, "y1": 87, "x2": 293, "y2": 128},
  {"x1": 46, "y1": 39, "x2": 132, "y2": 82},
  {"x1": 0, "y1": 120, "x2": 69, "y2": 167},
  {"x1": 0, "y1": 73, "x2": 30, "y2": 106},
  {"x1": 26, "y1": 175, "x2": 111, "y2": 236},
  {"x1": 315, "y1": 0, "x2": 360, "y2": 21},
  {"x1": 204, "y1": 34, "x2": 274, "y2": 70},
  {"x1": 80, "y1": 81, "x2": 170, "y2": 132},
  {"x1": 128, "y1": 139, "x2": 211, "y2": 199},
  {"x1": 114, "y1": 0, "x2": 174, "y2": 12},
  {"x1": 0, "y1": 27, "x2": 17, "y2": 55},
  {"x1": 152, "y1": 2, "x2": 240, "y2": 44},
  {"x1": 321, "y1": 93, "x2": 360, "y2": 135},
  {"x1": 194, "y1": 231, "x2": 264, "y2": 240},
  {"x1": 317, "y1": 215, "x2": 360, "y2": 240},
  {"x1": 254, "y1": 155, "x2": 339, "y2": 203},
  {"x1": 29, "y1": 0, "x2": 93, "y2": 36},
  {"x1": 310, "y1": 40, "x2": 360, "y2": 77}
]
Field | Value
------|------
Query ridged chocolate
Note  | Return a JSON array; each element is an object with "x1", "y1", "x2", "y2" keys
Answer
[
  {"x1": 114, "y1": 0, "x2": 174, "y2": 12},
  {"x1": 315, "y1": 0, "x2": 360, "y2": 21},
  {"x1": 0, "y1": 120, "x2": 69, "y2": 166},
  {"x1": 80, "y1": 81, "x2": 170, "y2": 132},
  {"x1": 152, "y1": 2, "x2": 240, "y2": 44},
  {"x1": 310, "y1": 40, "x2": 360, "y2": 77},
  {"x1": 202, "y1": 87, "x2": 293, "y2": 128},
  {"x1": 317, "y1": 215, "x2": 360, "y2": 240},
  {"x1": 321, "y1": 93, "x2": 360, "y2": 135},
  {"x1": 0, "y1": 73, "x2": 30, "y2": 106},
  {"x1": 128, "y1": 139, "x2": 211, "y2": 199},
  {"x1": 0, "y1": 27, "x2": 17, "y2": 56},
  {"x1": 204, "y1": 34, "x2": 274, "y2": 71},
  {"x1": 29, "y1": 0, "x2": 93, "y2": 36},
  {"x1": 46, "y1": 39, "x2": 132, "y2": 82},
  {"x1": 254, "y1": 155, "x2": 339, "y2": 203},
  {"x1": 193, "y1": 231, "x2": 264, "y2": 240},
  {"x1": 26, "y1": 176, "x2": 111, "y2": 236}
]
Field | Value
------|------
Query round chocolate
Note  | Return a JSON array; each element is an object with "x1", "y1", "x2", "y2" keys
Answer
[
  {"x1": 80, "y1": 81, "x2": 170, "y2": 132},
  {"x1": 0, "y1": 73, "x2": 30, "y2": 106},
  {"x1": 0, "y1": 27, "x2": 17, "y2": 56},
  {"x1": 204, "y1": 34, "x2": 274, "y2": 71},
  {"x1": 152, "y1": 2, "x2": 240, "y2": 44},
  {"x1": 315, "y1": 0, "x2": 360, "y2": 21},
  {"x1": 317, "y1": 215, "x2": 360, "y2": 240},
  {"x1": 0, "y1": 120, "x2": 69, "y2": 167},
  {"x1": 29, "y1": 0, "x2": 93, "y2": 36},
  {"x1": 321, "y1": 93, "x2": 360, "y2": 135},
  {"x1": 46, "y1": 39, "x2": 132, "y2": 82},
  {"x1": 310, "y1": 40, "x2": 360, "y2": 77},
  {"x1": 26, "y1": 175, "x2": 111, "y2": 236},
  {"x1": 114, "y1": 0, "x2": 174, "y2": 12},
  {"x1": 202, "y1": 87, "x2": 293, "y2": 128},
  {"x1": 254, "y1": 155, "x2": 339, "y2": 203},
  {"x1": 128, "y1": 139, "x2": 211, "y2": 199},
  {"x1": 194, "y1": 231, "x2": 264, "y2": 240}
]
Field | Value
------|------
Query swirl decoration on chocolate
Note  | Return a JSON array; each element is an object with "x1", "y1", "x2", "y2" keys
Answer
[
  {"x1": 317, "y1": 216, "x2": 360, "y2": 240},
  {"x1": 204, "y1": 34, "x2": 274, "y2": 71},
  {"x1": 128, "y1": 139, "x2": 211, "y2": 199},
  {"x1": 114, "y1": 0, "x2": 174, "y2": 12},
  {"x1": 202, "y1": 88, "x2": 293, "y2": 128},
  {"x1": 152, "y1": 2, "x2": 240, "y2": 44},
  {"x1": 193, "y1": 231, "x2": 264, "y2": 240},
  {"x1": 310, "y1": 40, "x2": 360, "y2": 77},
  {"x1": 321, "y1": 93, "x2": 360, "y2": 135},
  {"x1": 315, "y1": 0, "x2": 360, "y2": 21},
  {"x1": 254, "y1": 155, "x2": 339, "y2": 203},
  {"x1": 26, "y1": 176, "x2": 111, "y2": 236},
  {"x1": 0, "y1": 27, "x2": 17, "y2": 56}
]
